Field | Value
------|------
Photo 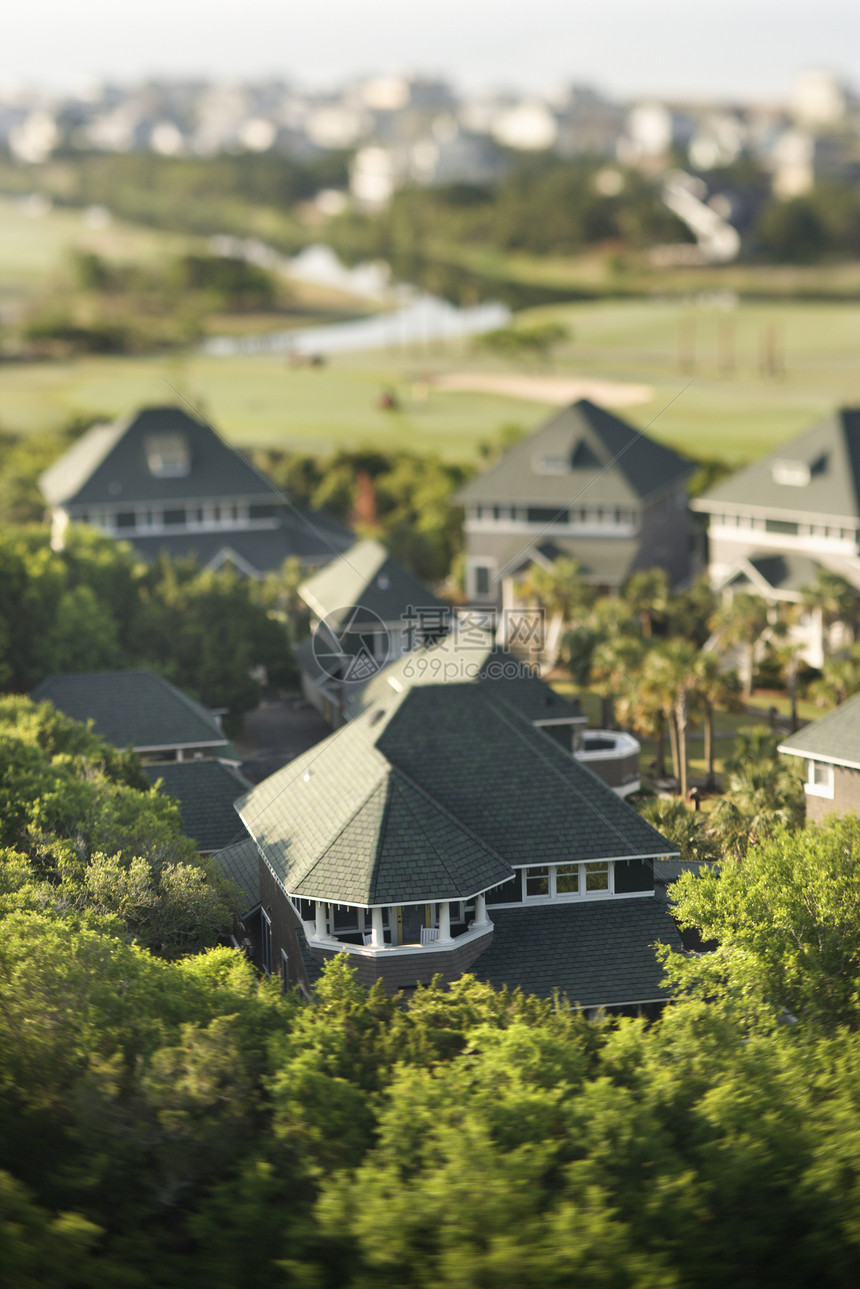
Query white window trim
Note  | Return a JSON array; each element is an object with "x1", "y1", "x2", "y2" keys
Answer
[
  {"x1": 522, "y1": 860, "x2": 615, "y2": 902},
  {"x1": 806, "y1": 759, "x2": 835, "y2": 799}
]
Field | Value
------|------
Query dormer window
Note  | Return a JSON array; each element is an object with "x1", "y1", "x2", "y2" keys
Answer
[
  {"x1": 534, "y1": 455, "x2": 571, "y2": 475},
  {"x1": 145, "y1": 433, "x2": 191, "y2": 478},
  {"x1": 772, "y1": 459, "x2": 811, "y2": 487}
]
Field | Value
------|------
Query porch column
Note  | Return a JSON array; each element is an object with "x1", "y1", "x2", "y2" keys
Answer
[
  {"x1": 315, "y1": 902, "x2": 327, "y2": 940},
  {"x1": 371, "y1": 906, "x2": 385, "y2": 948},
  {"x1": 438, "y1": 901, "x2": 452, "y2": 944},
  {"x1": 474, "y1": 893, "x2": 488, "y2": 926},
  {"x1": 389, "y1": 906, "x2": 399, "y2": 946}
]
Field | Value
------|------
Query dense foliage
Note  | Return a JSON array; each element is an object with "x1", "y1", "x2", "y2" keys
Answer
[
  {"x1": 5, "y1": 812, "x2": 860, "y2": 1284},
  {"x1": 254, "y1": 445, "x2": 470, "y2": 582},
  {"x1": 0, "y1": 524, "x2": 291, "y2": 730}
]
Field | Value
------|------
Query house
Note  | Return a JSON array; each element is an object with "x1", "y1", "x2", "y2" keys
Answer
[
  {"x1": 31, "y1": 669, "x2": 238, "y2": 764},
  {"x1": 235, "y1": 683, "x2": 680, "y2": 1007},
  {"x1": 455, "y1": 399, "x2": 695, "y2": 606},
  {"x1": 142, "y1": 759, "x2": 252, "y2": 854},
  {"x1": 346, "y1": 627, "x2": 641, "y2": 797},
  {"x1": 779, "y1": 693, "x2": 860, "y2": 822},
  {"x1": 295, "y1": 538, "x2": 450, "y2": 725},
  {"x1": 39, "y1": 405, "x2": 352, "y2": 577},
  {"x1": 34, "y1": 668, "x2": 256, "y2": 858},
  {"x1": 691, "y1": 407, "x2": 860, "y2": 666}
]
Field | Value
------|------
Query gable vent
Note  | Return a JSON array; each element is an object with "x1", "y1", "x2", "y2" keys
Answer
[
  {"x1": 772, "y1": 459, "x2": 811, "y2": 487},
  {"x1": 145, "y1": 433, "x2": 191, "y2": 478}
]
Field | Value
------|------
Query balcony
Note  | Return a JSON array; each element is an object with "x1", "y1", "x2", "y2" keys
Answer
[{"x1": 574, "y1": 729, "x2": 641, "y2": 797}]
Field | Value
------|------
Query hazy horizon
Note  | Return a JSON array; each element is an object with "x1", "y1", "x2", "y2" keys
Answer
[{"x1": 5, "y1": 0, "x2": 858, "y2": 103}]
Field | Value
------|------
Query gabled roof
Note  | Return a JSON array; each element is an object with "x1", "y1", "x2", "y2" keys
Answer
[
  {"x1": 721, "y1": 552, "x2": 823, "y2": 600},
  {"x1": 779, "y1": 692, "x2": 860, "y2": 769},
  {"x1": 40, "y1": 406, "x2": 281, "y2": 509},
  {"x1": 693, "y1": 408, "x2": 860, "y2": 521},
  {"x1": 299, "y1": 538, "x2": 447, "y2": 626},
  {"x1": 32, "y1": 669, "x2": 231, "y2": 754},
  {"x1": 236, "y1": 684, "x2": 672, "y2": 907},
  {"x1": 456, "y1": 399, "x2": 693, "y2": 507},
  {"x1": 345, "y1": 628, "x2": 584, "y2": 725},
  {"x1": 499, "y1": 536, "x2": 641, "y2": 586},
  {"x1": 143, "y1": 759, "x2": 253, "y2": 853}
]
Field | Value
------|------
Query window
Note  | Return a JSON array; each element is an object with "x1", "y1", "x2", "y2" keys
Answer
[
  {"x1": 584, "y1": 862, "x2": 610, "y2": 892},
  {"x1": 806, "y1": 760, "x2": 834, "y2": 798},
  {"x1": 765, "y1": 518, "x2": 799, "y2": 536},
  {"x1": 115, "y1": 511, "x2": 135, "y2": 530},
  {"x1": 249, "y1": 503, "x2": 276, "y2": 520},
  {"x1": 521, "y1": 862, "x2": 616, "y2": 901},
  {"x1": 261, "y1": 909, "x2": 272, "y2": 975},
  {"x1": 493, "y1": 505, "x2": 502, "y2": 521},
  {"x1": 145, "y1": 433, "x2": 190, "y2": 478},
  {"x1": 555, "y1": 863, "x2": 579, "y2": 894},
  {"x1": 526, "y1": 506, "x2": 568, "y2": 525},
  {"x1": 474, "y1": 565, "x2": 492, "y2": 596},
  {"x1": 163, "y1": 507, "x2": 186, "y2": 526},
  {"x1": 524, "y1": 866, "x2": 550, "y2": 898}
]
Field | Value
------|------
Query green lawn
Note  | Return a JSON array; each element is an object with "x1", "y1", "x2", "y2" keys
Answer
[
  {"x1": 2, "y1": 204, "x2": 860, "y2": 465},
  {"x1": 0, "y1": 351, "x2": 551, "y2": 458},
  {"x1": 0, "y1": 196, "x2": 192, "y2": 297}
]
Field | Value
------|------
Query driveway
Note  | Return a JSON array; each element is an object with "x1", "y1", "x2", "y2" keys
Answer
[{"x1": 235, "y1": 692, "x2": 330, "y2": 784}]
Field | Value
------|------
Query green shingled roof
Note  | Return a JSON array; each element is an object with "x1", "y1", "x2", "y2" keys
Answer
[
  {"x1": 779, "y1": 691, "x2": 860, "y2": 768},
  {"x1": 499, "y1": 536, "x2": 642, "y2": 585},
  {"x1": 693, "y1": 408, "x2": 860, "y2": 521},
  {"x1": 237, "y1": 684, "x2": 672, "y2": 907},
  {"x1": 456, "y1": 399, "x2": 692, "y2": 508},
  {"x1": 724, "y1": 552, "x2": 823, "y2": 598},
  {"x1": 143, "y1": 759, "x2": 252, "y2": 853},
  {"x1": 345, "y1": 628, "x2": 584, "y2": 725},
  {"x1": 32, "y1": 670, "x2": 230, "y2": 754},
  {"x1": 472, "y1": 891, "x2": 682, "y2": 1007},
  {"x1": 300, "y1": 538, "x2": 447, "y2": 627},
  {"x1": 40, "y1": 406, "x2": 281, "y2": 509},
  {"x1": 214, "y1": 836, "x2": 261, "y2": 914}
]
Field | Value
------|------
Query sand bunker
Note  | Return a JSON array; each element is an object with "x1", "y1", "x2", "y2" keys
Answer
[{"x1": 435, "y1": 373, "x2": 654, "y2": 407}]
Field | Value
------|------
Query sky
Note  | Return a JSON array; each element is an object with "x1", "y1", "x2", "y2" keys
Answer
[{"x1": 5, "y1": 0, "x2": 859, "y2": 102}]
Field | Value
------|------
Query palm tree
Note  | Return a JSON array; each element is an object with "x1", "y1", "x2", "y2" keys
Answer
[
  {"x1": 662, "y1": 639, "x2": 699, "y2": 800},
  {"x1": 636, "y1": 796, "x2": 721, "y2": 866},
  {"x1": 622, "y1": 568, "x2": 670, "y2": 638},
  {"x1": 589, "y1": 636, "x2": 646, "y2": 730},
  {"x1": 802, "y1": 569, "x2": 860, "y2": 660},
  {"x1": 517, "y1": 557, "x2": 593, "y2": 666},
  {"x1": 709, "y1": 593, "x2": 772, "y2": 697},
  {"x1": 810, "y1": 646, "x2": 860, "y2": 708},
  {"x1": 708, "y1": 758, "x2": 805, "y2": 860},
  {"x1": 692, "y1": 652, "x2": 743, "y2": 788}
]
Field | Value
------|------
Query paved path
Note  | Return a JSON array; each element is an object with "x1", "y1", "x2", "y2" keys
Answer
[{"x1": 235, "y1": 693, "x2": 330, "y2": 784}]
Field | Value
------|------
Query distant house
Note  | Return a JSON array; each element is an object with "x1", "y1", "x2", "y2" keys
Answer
[
  {"x1": 235, "y1": 683, "x2": 679, "y2": 1007},
  {"x1": 455, "y1": 399, "x2": 695, "y2": 605},
  {"x1": 779, "y1": 693, "x2": 860, "y2": 822},
  {"x1": 295, "y1": 538, "x2": 450, "y2": 725},
  {"x1": 32, "y1": 669, "x2": 255, "y2": 857},
  {"x1": 32, "y1": 669, "x2": 238, "y2": 764},
  {"x1": 347, "y1": 628, "x2": 641, "y2": 798},
  {"x1": 40, "y1": 405, "x2": 352, "y2": 577},
  {"x1": 692, "y1": 408, "x2": 860, "y2": 666}
]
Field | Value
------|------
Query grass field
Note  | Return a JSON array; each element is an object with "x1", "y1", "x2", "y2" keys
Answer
[
  {"x1": 3, "y1": 296, "x2": 859, "y2": 463},
  {"x1": 0, "y1": 196, "x2": 193, "y2": 297},
  {"x1": 1, "y1": 193, "x2": 859, "y2": 463}
]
